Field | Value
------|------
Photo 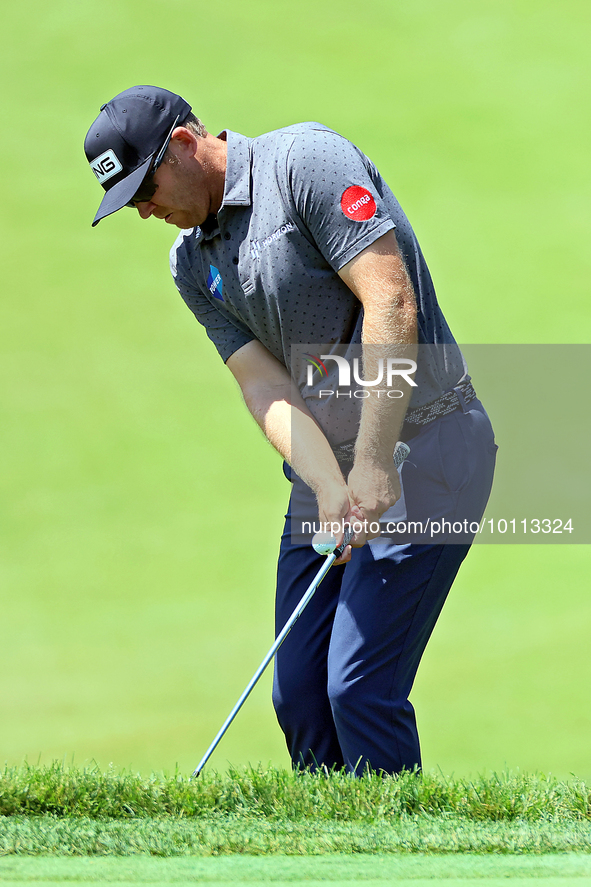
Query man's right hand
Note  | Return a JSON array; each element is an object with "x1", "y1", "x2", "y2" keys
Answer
[{"x1": 316, "y1": 483, "x2": 364, "y2": 565}]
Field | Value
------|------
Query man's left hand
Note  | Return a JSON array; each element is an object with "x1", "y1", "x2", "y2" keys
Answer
[{"x1": 346, "y1": 458, "x2": 401, "y2": 545}]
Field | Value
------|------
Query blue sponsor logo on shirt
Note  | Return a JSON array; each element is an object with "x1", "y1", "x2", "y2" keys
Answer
[{"x1": 207, "y1": 265, "x2": 224, "y2": 301}]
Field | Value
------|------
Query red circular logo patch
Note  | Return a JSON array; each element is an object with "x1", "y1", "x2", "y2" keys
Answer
[{"x1": 340, "y1": 186, "x2": 376, "y2": 221}]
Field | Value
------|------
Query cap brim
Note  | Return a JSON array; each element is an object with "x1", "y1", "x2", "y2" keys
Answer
[{"x1": 91, "y1": 154, "x2": 154, "y2": 227}]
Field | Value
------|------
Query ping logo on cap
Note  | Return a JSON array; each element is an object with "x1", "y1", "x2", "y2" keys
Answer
[
  {"x1": 340, "y1": 186, "x2": 377, "y2": 222},
  {"x1": 90, "y1": 149, "x2": 123, "y2": 184}
]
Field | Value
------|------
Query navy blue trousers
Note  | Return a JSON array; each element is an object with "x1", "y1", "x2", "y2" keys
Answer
[{"x1": 272, "y1": 397, "x2": 497, "y2": 774}]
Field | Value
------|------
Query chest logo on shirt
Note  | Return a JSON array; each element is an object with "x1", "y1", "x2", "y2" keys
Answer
[
  {"x1": 340, "y1": 186, "x2": 377, "y2": 222},
  {"x1": 250, "y1": 221, "x2": 297, "y2": 260},
  {"x1": 207, "y1": 265, "x2": 224, "y2": 301}
]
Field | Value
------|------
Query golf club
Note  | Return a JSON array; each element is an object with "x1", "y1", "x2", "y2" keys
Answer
[{"x1": 191, "y1": 440, "x2": 411, "y2": 777}]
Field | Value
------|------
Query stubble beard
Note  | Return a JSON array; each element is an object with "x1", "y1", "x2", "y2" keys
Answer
[{"x1": 166, "y1": 159, "x2": 211, "y2": 228}]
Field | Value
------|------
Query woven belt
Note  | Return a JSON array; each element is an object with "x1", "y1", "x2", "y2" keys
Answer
[
  {"x1": 403, "y1": 376, "x2": 477, "y2": 428},
  {"x1": 332, "y1": 377, "x2": 478, "y2": 463}
]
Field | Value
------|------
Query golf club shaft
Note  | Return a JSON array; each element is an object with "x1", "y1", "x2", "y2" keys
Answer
[
  {"x1": 191, "y1": 535, "x2": 350, "y2": 778},
  {"x1": 191, "y1": 441, "x2": 410, "y2": 777}
]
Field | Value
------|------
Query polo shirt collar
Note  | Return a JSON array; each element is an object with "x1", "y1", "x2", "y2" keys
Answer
[
  {"x1": 193, "y1": 130, "x2": 251, "y2": 243},
  {"x1": 220, "y1": 130, "x2": 252, "y2": 207}
]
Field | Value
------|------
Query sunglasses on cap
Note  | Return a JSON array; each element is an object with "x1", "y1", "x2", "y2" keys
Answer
[{"x1": 126, "y1": 115, "x2": 180, "y2": 207}]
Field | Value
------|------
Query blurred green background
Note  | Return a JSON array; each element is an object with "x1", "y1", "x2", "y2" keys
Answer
[{"x1": 1, "y1": 0, "x2": 590, "y2": 778}]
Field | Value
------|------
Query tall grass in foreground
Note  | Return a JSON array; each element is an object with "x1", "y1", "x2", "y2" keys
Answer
[
  {"x1": 2, "y1": 765, "x2": 591, "y2": 855},
  {"x1": 1, "y1": 763, "x2": 590, "y2": 821}
]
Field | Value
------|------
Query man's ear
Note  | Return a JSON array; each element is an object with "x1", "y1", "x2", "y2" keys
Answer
[{"x1": 169, "y1": 126, "x2": 199, "y2": 157}]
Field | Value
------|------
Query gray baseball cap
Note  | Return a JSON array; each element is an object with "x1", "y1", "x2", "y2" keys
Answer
[{"x1": 84, "y1": 85, "x2": 191, "y2": 226}]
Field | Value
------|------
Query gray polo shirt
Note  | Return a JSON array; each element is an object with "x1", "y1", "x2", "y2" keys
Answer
[{"x1": 170, "y1": 123, "x2": 465, "y2": 443}]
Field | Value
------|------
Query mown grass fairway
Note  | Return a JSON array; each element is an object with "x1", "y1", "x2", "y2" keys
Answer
[
  {"x1": 2, "y1": 855, "x2": 591, "y2": 886},
  {"x1": 1, "y1": 854, "x2": 591, "y2": 885},
  {"x1": 1, "y1": 0, "x2": 590, "y2": 803}
]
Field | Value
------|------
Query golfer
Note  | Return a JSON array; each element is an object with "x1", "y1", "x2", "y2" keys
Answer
[{"x1": 85, "y1": 85, "x2": 497, "y2": 774}]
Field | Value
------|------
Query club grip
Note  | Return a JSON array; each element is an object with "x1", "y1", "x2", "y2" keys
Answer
[{"x1": 333, "y1": 525, "x2": 355, "y2": 558}]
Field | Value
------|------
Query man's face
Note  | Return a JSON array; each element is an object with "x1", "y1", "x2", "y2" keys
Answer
[{"x1": 134, "y1": 143, "x2": 214, "y2": 229}]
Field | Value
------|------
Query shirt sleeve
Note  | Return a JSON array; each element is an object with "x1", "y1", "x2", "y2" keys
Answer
[
  {"x1": 285, "y1": 127, "x2": 395, "y2": 272},
  {"x1": 170, "y1": 232, "x2": 254, "y2": 363}
]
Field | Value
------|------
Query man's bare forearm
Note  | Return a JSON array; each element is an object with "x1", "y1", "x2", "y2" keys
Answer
[
  {"x1": 355, "y1": 308, "x2": 417, "y2": 467},
  {"x1": 226, "y1": 340, "x2": 347, "y2": 499},
  {"x1": 339, "y1": 230, "x2": 418, "y2": 468},
  {"x1": 243, "y1": 384, "x2": 347, "y2": 497}
]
